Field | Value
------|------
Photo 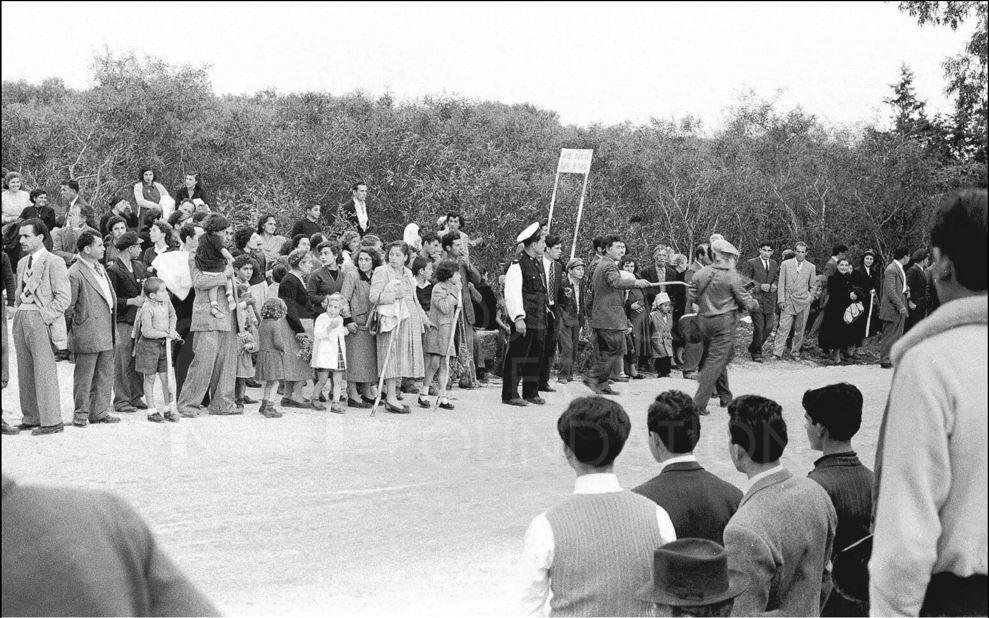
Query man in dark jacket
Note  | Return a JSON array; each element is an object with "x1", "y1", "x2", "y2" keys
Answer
[
  {"x1": 107, "y1": 232, "x2": 148, "y2": 412},
  {"x1": 905, "y1": 248, "x2": 930, "y2": 332},
  {"x1": 556, "y1": 257, "x2": 586, "y2": 384},
  {"x1": 335, "y1": 181, "x2": 370, "y2": 236},
  {"x1": 634, "y1": 390, "x2": 742, "y2": 544},
  {"x1": 803, "y1": 382, "x2": 874, "y2": 616},
  {"x1": 2, "y1": 474, "x2": 219, "y2": 616},
  {"x1": 583, "y1": 235, "x2": 651, "y2": 396},
  {"x1": 502, "y1": 223, "x2": 548, "y2": 406},
  {"x1": 739, "y1": 242, "x2": 779, "y2": 362}
]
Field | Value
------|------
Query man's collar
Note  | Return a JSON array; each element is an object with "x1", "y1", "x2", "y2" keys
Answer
[
  {"x1": 573, "y1": 472, "x2": 622, "y2": 494},
  {"x1": 29, "y1": 246, "x2": 49, "y2": 260},
  {"x1": 744, "y1": 464, "x2": 787, "y2": 494},
  {"x1": 658, "y1": 454, "x2": 698, "y2": 474}
]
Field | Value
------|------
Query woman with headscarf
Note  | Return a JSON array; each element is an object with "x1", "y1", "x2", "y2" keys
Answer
[{"x1": 819, "y1": 258, "x2": 865, "y2": 363}]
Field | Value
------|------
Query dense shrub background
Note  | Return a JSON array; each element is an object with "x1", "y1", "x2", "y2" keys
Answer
[{"x1": 3, "y1": 52, "x2": 985, "y2": 274}]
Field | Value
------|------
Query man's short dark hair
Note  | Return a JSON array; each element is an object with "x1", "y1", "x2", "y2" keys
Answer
[
  {"x1": 910, "y1": 248, "x2": 929, "y2": 264},
  {"x1": 693, "y1": 244, "x2": 709, "y2": 260},
  {"x1": 76, "y1": 229, "x2": 101, "y2": 253},
  {"x1": 178, "y1": 225, "x2": 199, "y2": 244},
  {"x1": 411, "y1": 256, "x2": 431, "y2": 277},
  {"x1": 891, "y1": 246, "x2": 910, "y2": 260},
  {"x1": 545, "y1": 234, "x2": 562, "y2": 249},
  {"x1": 445, "y1": 211, "x2": 466, "y2": 230},
  {"x1": 601, "y1": 234, "x2": 623, "y2": 252},
  {"x1": 557, "y1": 396, "x2": 631, "y2": 467},
  {"x1": 434, "y1": 259, "x2": 457, "y2": 282},
  {"x1": 19, "y1": 218, "x2": 48, "y2": 238},
  {"x1": 233, "y1": 227, "x2": 254, "y2": 251},
  {"x1": 29, "y1": 189, "x2": 47, "y2": 204},
  {"x1": 60, "y1": 179, "x2": 80, "y2": 193},
  {"x1": 802, "y1": 383, "x2": 863, "y2": 442},
  {"x1": 831, "y1": 244, "x2": 848, "y2": 256},
  {"x1": 351, "y1": 181, "x2": 366, "y2": 192},
  {"x1": 115, "y1": 231, "x2": 141, "y2": 251},
  {"x1": 441, "y1": 231, "x2": 462, "y2": 252},
  {"x1": 317, "y1": 239, "x2": 341, "y2": 257},
  {"x1": 232, "y1": 254, "x2": 255, "y2": 271},
  {"x1": 592, "y1": 235, "x2": 606, "y2": 252},
  {"x1": 204, "y1": 214, "x2": 230, "y2": 234},
  {"x1": 420, "y1": 230, "x2": 439, "y2": 245},
  {"x1": 271, "y1": 263, "x2": 287, "y2": 283},
  {"x1": 647, "y1": 390, "x2": 701, "y2": 454},
  {"x1": 728, "y1": 395, "x2": 787, "y2": 464},
  {"x1": 758, "y1": 241, "x2": 773, "y2": 250},
  {"x1": 310, "y1": 233, "x2": 326, "y2": 247},
  {"x1": 106, "y1": 215, "x2": 126, "y2": 232},
  {"x1": 930, "y1": 189, "x2": 987, "y2": 291}
]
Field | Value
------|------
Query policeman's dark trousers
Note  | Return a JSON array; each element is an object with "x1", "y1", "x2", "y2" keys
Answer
[
  {"x1": 587, "y1": 328, "x2": 625, "y2": 385},
  {"x1": 556, "y1": 322, "x2": 580, "y2": 380},
  {"x1": 501, "y1": 326, "x2": 544, "y2": 401},
  {"x1": 538, "y1": 313, "x2": 557, "y2": 387},
  {"x1": 748, "y1": 311, "x2": 774, "y2": 356},
  {"x1": 693, "y1": 313, "x2": 737, "y2": 411}
]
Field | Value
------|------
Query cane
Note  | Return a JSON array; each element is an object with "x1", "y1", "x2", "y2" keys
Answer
[
  {"x1": 433, "y1": 303, "x2": 464, "y2": 411},
  {"x1": 864, "y1": 289, "x2": 875, "y2": 339},
  {"x1": 370, "y1": 327, "x2": 400, "y2": 417}
]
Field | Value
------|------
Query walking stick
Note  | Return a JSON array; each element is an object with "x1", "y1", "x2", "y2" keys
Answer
[
  {"x1": 370, "y1": 327, "x2": 400, "y2": 417},
  {"x1": 433, "y1": 303, "x2": 464, "y2": 411},
  {"x1": 864, "y1": 289, "x2": 875, "y2": 339}
]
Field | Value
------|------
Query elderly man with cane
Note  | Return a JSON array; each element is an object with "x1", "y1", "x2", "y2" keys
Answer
[{"x1": 686, "y1": 239, "x2": 758, "y2": 414}]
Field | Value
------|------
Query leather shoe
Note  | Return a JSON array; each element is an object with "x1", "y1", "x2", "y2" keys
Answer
[
  {"x1": 131, "y1": 399, "x2": 149, "y2": 410},
  {"x1": 361, "y1": 395, "x2": 376, "y2": 404},
  {"x1": 880, "y1": 362, "x2": 893, "y2": 369},
  {"x1": 752, "y1": 354, "x2": 764, "y2": 363},
  {"x1": 209, "y1": 407, "x2": 244, "y2": 415},
  {"x1": 73, "y1": 417, "x2": 89, "y2": 428},
  {"x1": 438, "y1": 401, "x2": 455, "y2": 410},
  {"x1": 32, "y1": 424, "x2": 64, "y2": 436},
  {"x1": 613, "y1": 375, "x2": 630, "y2": 382},
  {"x1": 384, "y1": 401, "x2": 410, "y2": 414},
  {"x1": 241, "y1": 395, "x2": 259, "y2": 404},
  {"x1": 417, "y1": 397, "x2": 432, "y2": 409},
  {"x1": 502, "y1": 398, "x2": 529, "y2": 407},
  {"x1": 115, "y1": 404, "x2": 137, "y2": 413},
  {"x1": 17, "y1": 423, "x2": 40, "y2": 430},
  {"x1": 631, "y1": 373, "x2": 646, "y2": 380},
  {"x1": 245, "y1": 379, "x2": 263, "y2": 388},
  {"x1": 598, "y1": 385, "x2": 619, "y2": 396},
  {"x1": 524, "y1": 396, "x2": 546, "y2": 405},
  {"x1": 91, "y1": 414, "x2": 121, "y2": 424},
  {"x1": 1, "y1": 421, "x2": 19, "y2": 435},
  {"x1": 537, "y1": 384, "x2": 556, "y2": 393},
  {"x1": 348, "y1": 397, "x2": 372, "y2": 409}
]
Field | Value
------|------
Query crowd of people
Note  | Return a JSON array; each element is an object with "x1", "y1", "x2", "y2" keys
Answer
[{"x1": 1, "y1": 165, "x2": 986, "y2": 617}]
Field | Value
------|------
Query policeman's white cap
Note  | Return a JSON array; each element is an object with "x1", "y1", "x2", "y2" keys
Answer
[
  {"x1": 711, "y1": 239, "x2": 740, "y2": 257},
  {"x1": 516, "y1": 222, "x2": 542, "y2": 244}
]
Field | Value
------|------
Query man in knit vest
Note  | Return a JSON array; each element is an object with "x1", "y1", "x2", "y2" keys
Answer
[{"x1": 520, "y1": 396, "x2": 677, "y2": 616}]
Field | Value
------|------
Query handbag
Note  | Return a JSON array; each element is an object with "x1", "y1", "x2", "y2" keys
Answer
[
  {"x1": 844, "y1": 301, "x2": 864, "y2": 324},
  {"x1": 366, "y1": 308, "x2": 379, "y2": 336}
]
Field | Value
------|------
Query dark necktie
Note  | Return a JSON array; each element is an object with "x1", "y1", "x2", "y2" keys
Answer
[{"x1": 763, "y1": 260, "x2": 769, "y2": 272}]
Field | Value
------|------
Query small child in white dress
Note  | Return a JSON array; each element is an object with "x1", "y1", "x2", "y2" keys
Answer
[{"x1": 311, "y1": 292, "x2": 349, "y2": 414}]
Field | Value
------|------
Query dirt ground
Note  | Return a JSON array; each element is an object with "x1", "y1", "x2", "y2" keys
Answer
[{"x1": 1, "y1": 341, "x2": 892, "y2": 615}]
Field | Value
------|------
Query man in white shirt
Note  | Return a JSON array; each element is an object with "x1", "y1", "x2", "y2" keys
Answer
[
  {"x1": 538, "y1": 234, "x2": 563, "y2": 392},
  {"x1": 65, "y1": 230, "x2": 121, "y2": 428},
  {"x1": 520, "y1": 396, "x2": 676, "y2": 616}
]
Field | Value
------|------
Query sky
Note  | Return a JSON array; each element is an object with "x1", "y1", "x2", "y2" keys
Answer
[{"x1": 0, "y1": 1, "x2": 975, "y2": 130}]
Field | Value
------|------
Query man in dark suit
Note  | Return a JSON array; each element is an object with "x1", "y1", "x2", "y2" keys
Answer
[
  {"x1": 739, "y1": 241, "x2": 779, "y2": 362},
  {"x1": 443, "y1": 230, "x2": 483, "y2": 387},
  {"x1": 724, "y1": 395, "x2": 837, "y2": 617},
  {"x1": 680, "y1": 243, "x2": 710, "y2": 379},
  {"x1": 538, "y1": 234, "x2": 564, "y2": 391},
  {"x1": 57, "y1": 179, "x2": 88, "y2": 221},
  {"x1": 556, "y1": 257, "x2": 586, "y2": 384},
  {"x1": 107, "y1": 232, "x2": 148, "y2": 412},
  {"x1": 905, "y1": 248, "x2": 930, "y2": 332},
  {"x1": 633, "y1": 390, "x2": 742, "y2": 544},
  {"x1": 335, "y1": 181, "x2": 370, "y2": 236},
  {"x1": 66, "y1": 230, "x2": 121, "y2": 428},
  {"x1": 583, "y1": 235, "x2": 651, "y2": 396},
  {"x1": 2, "y1": 474, "x2": 219, "y2": 616},
  {"x1": 878, "y1": 246, "x2": 911, "y2": 368}
]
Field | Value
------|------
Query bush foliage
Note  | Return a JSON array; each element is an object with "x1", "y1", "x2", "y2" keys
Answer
[{"x1": 3, "y1": 52, "x2": 985, "y2": 273}]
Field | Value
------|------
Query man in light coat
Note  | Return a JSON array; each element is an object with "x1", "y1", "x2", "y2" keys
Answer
[
  {"x1": 773, "y1": 241, "x2": 816, "y2": 359},
  {"x1": 878, "y1": 246, "x2": 911, "y2": 368},
  {"x1": 65, "y1": 230, "x2": 121, "y2": 428},
  {"x1": 12, "y1": 219, "x2": 71, "y2": 435},
  {"x1": 724, "y1": 395, "x2": 837, "y2": 616}
]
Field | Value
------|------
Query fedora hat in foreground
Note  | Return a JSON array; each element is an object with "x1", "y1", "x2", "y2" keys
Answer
[{"x1": 635, "y1": 538, "x2": 748, "y2": 607}]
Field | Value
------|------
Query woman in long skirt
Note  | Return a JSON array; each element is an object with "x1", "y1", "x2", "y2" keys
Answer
[
  {"x1": 341, "y1": 248, "x2": 380, "y2": 407},
  {"x1": 277, "y1": 248, "x2": 316, "y2": 407},
  {"x1": 620, "y1": 256, "x2": 650, "y2": 378},
  {"x1": 819, "y1": 258, "x2": 865, "y2": 363},
  {"x1": 369, "y1": 241, "x2": 430, "y2": 413}
]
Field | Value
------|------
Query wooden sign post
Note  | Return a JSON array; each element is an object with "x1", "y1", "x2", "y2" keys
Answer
[{"x1": 545, "y1": 148, "x2": 594, "y2": 260}]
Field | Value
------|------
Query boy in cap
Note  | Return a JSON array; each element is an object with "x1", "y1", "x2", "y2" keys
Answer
[
  {"x1": 502, "y1": 222, "x2": 548, "y2": 406},
  {"x1": 685, "y1": 239, "x2": 758, "y2": 413},
  {"x1": 635, "y1": 538, "x2": 748, "y2": 617},
  {"x1": 649, "y1": 291, "x2": 675, "y2": 377},
  {"x1": 555, "y1": 257, "x2": 585, "y2": 384},
  {"x1": 520, "y1": 396, "x2": 676, "y2": 616}
]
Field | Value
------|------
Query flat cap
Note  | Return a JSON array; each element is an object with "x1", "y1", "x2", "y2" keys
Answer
[
  {"x1": 566, "y1": 257, "x2": 585, "y2": 270},
  {"x1": 711, "y1": 239, "x2": 739, "y2": 257}
]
